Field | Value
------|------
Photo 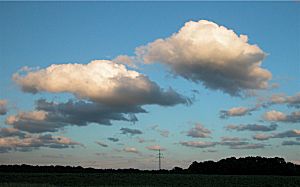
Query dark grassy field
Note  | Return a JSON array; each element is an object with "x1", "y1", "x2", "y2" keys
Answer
[{"x1": 1, "y1": 173, "x2": 300, "y2": 187}]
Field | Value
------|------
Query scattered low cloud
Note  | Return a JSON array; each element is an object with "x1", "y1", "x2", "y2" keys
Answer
[
  {"x1": 269, "y1": 93, "x2": 300, "y2": 108},
  {"x1": 146, "y1": 145, "x2": 166, "y2": 151},
  {"x1": 180, "y1": 141, "x2": 217, "y2": 148},
  {"x1": 253, "y1": 133, "x2": 273, "y2": 141},
  {"x1": 0, "y1": 128, "x2": 26, "y2": 138},
  {"x1": 229, "y1": 143, "x2": 266, "y2": 149},
  {"x1": 186, "y1": 123, "x2": 211, "y2": 138},
  {"x1": 120, "y1": 128, "x2": 142, "y2": 136},
  {"x1": 13, "y1": 60, "x2": 189, "y2": 107},
  {"x1": 226, "y1": 123, "x2": 277, "y2": 132},
  {"x1": 6, "y1": 99, "x2": 146, "y2": 133},
  {"x1": 0, "y1": 100, "x2": 8, "y2": 115},
  {"x1": 0, "y1": 133, "x2": 83, "y2": 153},
  {"x1": 150, "y1": 125, "x2": 170, "y2": 137},
  {"x1": 253, "y1": 129, "x2": 300, "y2": 141},
  {"x1": 264, "y1": 110, "x2": 300, "y2": 123},
  {"x1": 136, "y1": 137, "x2": 155, "y2": 144},
  {"x1": 134, "y1": 20, "x2": 271, "y2": 96},
  {"x1": 219, "y1": 136, "x2": 265, "y2": 149},
  {"x1": 95, "y1": 141, "x2": 108, "y2": 148},
  {"x1": 107, "y1": 137, "x2": 119, "y2": 142},
  {"x1": 123, "y1": 147, "x2": 139, "y2": 154},
  {"x1": 220, "y1": 106, "x2": 257, "y2": 119},
  {"x1": 282, "y1": 141, "x2": 300, "y2": 146}
]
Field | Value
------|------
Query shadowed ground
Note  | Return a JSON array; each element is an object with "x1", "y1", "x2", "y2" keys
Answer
[{"x1": 1, "y1": 173, "x2": 300, "y2": 187}]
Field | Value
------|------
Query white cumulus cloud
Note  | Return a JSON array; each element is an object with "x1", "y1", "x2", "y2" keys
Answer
[
  {"x1": 13, "y1": 60, "x2": 188, "y2": 106},
  {"x1": 134, "y1": 20, "x2": 271, "y2": 96}
]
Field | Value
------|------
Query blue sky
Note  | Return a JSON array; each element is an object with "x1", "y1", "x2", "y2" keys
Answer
[{"x1": 0, "y1": 2, "x2": 299, "y2": 169}]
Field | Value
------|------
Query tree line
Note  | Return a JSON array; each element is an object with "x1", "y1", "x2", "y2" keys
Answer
[{"x1": 0, "y1": 156, "x2": 299, "y2": 176}]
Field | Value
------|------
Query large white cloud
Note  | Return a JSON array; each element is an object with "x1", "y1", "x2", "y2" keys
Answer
[
  {"x1": 135, "y1": 20, "x2": 272, "y2": 96},
  {"x1": 13, "y1": 60, "x2": 188, "y2": 106}
]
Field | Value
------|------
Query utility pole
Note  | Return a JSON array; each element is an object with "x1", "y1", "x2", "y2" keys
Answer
[{"x1": 158, "y1": 149, "x2": 163, "y2": 170}]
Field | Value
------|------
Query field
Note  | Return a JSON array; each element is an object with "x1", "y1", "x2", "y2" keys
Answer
[{"x1": 1, "y1": 173, "x2": 300, "y2": 187}]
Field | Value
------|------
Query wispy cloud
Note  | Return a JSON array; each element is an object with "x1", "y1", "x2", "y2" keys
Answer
[
  {"x1": 150, "y1": 125, "x2": 170, "y2": 137},
  {"x1": 180, "y1": 141, "x2": 217, "y2": 148},
  {"x1": 226, "y1": 124, "x2": 277, "y2": 132},
  {"x1": 146, "y1": 145, "x2": 166, "y2": 151},
  {"x1": 95, "y1": 141, "x2": 108, "y2": 148},
  {"x1": 107, "y1": 137, "x2": 119, "y2": 142}
]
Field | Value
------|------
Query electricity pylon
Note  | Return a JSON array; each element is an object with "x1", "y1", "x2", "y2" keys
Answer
[{"x1": 157, "y1": 149, "x2": 163, "y2": 170}]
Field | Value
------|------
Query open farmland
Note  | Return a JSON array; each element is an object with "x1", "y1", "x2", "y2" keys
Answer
[{"x1": 1, "y1": 173, "x2": 300, "y2": 187}]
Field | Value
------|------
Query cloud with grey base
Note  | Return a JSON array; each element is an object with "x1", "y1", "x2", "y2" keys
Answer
[
  {"x1": 253, "y1": 129, "x2": 300, "y2": 141},
  {"x1": 220, "y1": 106, "x2": 257, "y2": 119},
  {"x1": 120, "y1": 128, "x2": 142, "y2": 136},
  {"x1": 180, "y1": 141, "x2": 217, "y2": 148},
  {"x1": 0, "y1": 128, "x2": 26, "y2": 138},
  {"x1": 268, "y1": 93, "x2": 300, "y2": 108},
  {"x1": 0, "y1": 133, "x2": 83, "y2": 153},
  {"x1": 186, "y1": 123, "x2": 211, "y2": 138},
  {"x1": 282, "y1": 141, "x2": 300, "y2": 146},
  {"x1": 13, "y1": 60, "x2": 189, "y2": 107},
  {"x1": 264, "y1": 110, "x2": 300, "y2": 123},
  {"x1": 133, "y1": 20, "x2": 271, "y2": 96},
  {"x1": 219, "y1": 136, "x2": 265, "y2": 149},
  {"x1": 6, "y1": 99, "x2": 146, "y2": 133},
  {"x1": 226, "y1": 123, "x2": 277, "y2": 132},
  {"x1": 107, "y1": 137, "x2": 119, "y2": 142}
]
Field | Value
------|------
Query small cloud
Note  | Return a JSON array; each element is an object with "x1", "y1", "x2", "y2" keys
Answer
[
  {"x1": 282, "y1": 141, "x2": 300, "y2": 146},
  {"x1": 150, "y1": 125, "x2": 169, "y2": 137},
  {"x1": 180, "y1": 141, "x2": 216, "y2": 148},
  {"x1": 123, "y1": 147, "x2": 139, "y2": 154},
  {"x1": 136, "y1": 137, "x2": 155, "y2": 144},
  {"x1": 220, "y1": 107, "x2": 256, "y2": 119},
  {"x1": 253, "y1": 129, "x2": 300, "y2": 141},
  {"x1": 120, "y1": 128, "x2": 142, "y2": 136},
  {"x1": 107, "y1": 137, "x2": 119, "y2": 142},
  {"x1": 95, "y1": 141, "x2": 108, "y2": 148},
  {"x1": 253, "y1": 133, "x2": 273, "y2": 141},
  {"x1": 0, "y1": 133, "x2": 83, "y2": 153},
  {"x1": 186, "y1": 123, "x2": 211, "y2": 138},
  {"x1": 264, "y1": 110, "x2": 300, "y2": 123},
  {"x1": 146, "y1": 145, "x2": 166, "y2": 151},
  {"x1": 268, "y1": 92, "x2": 300, "y2": 108},
  {"x1": 219, "y1": 137, "x2": 266, "y2": 149},
  {"x1": 226, "y1": 123, "x2": 277, "y2": 132}
]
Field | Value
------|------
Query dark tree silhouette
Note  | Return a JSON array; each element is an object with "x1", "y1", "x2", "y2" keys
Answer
[{"x1": 0, "y1": 156, "x2": 299, "y2": 176}]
